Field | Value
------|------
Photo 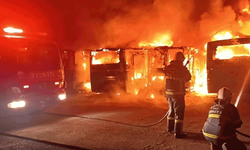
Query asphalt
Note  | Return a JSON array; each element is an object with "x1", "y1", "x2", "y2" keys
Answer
[{"x1": 0, "y1": 134, "x2": 87, "y2": 150}]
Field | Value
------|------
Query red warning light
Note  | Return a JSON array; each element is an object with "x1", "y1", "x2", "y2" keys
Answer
[{"x1": 3, "y1": 27, "x2": 23, "y2": 34}]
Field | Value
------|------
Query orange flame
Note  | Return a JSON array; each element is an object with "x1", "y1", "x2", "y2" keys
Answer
[
  {"x1": 194, "y1": 68, "x2": 208, "y2": 94},
  {"x1": 83, "y1": 63, "x2": 87, "y2": 70},
  {"x1": 84, "y1": 82, "x2": 91, "y2": 91},
  {"x1": 215, "y1": 47, "x2": 234, "y2": 60},
  {"x1": 139, "y1": 34, "x2": 173, "y2": 47},
  {"x1": 212, "y1": 31, "x2": 234, "y2": 41},
  {"x1": 242, "y1": 5, "x2": 250, "y2": 14},
  {"x1": 134, "y1": 72, "x2": 143, "y2": 79},
  {"x1": 92, "y1": 51, "x2": 120, "y2": 65}
]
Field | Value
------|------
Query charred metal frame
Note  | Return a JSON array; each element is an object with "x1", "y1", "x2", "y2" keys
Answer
[
  {"x1": 207, "y1": 38, "x2": 250, "y2": 93},
  {"x1": 88, "y1": 46, "x2": 195, "y2": 94}
]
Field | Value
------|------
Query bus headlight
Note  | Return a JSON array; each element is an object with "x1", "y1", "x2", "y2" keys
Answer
[
  {"x1": 7, "y1": 100, "x2": 26, "y2": 109},
  {"x1": 58, "y1": 94, "x2": 66, "y2": 100}
]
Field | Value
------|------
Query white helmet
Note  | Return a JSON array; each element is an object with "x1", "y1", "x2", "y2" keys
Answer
[{"x1": 218, "y1": 87, "x2": 232, "y2": 100}]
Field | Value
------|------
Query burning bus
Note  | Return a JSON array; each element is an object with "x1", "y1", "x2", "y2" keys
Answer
[
  {"x1": 76, "y1": 46, "x2": 198, "y2": 98},
  {"x1": 87, "y1": 48, "x2": 148, "y2": 95},
  {"x1": 207, "y1": 37, "x2": 250, "y2": 93},
  {"x1": 0, "y1": 27, "x2": 66, "y2": 115}
]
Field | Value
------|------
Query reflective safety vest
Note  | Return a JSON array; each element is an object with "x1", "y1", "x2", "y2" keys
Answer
[
  {"x1": 165, "y1": 61, "x2": 191, "y2": 96},
  {"x1": 203, "y1": 103, "x2": 243, "y2": 140}
]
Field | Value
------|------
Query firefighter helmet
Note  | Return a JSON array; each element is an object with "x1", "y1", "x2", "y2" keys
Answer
[
  {"x1": 218, "y1": 87, "x2": 232, "y2": 101},
  {"x1": 174, "y1": 52, "x2": 185, "y2": 62}
]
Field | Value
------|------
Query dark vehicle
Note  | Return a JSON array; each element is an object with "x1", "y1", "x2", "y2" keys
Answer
[
  {"x1": 207, "y1": 38, "x2": 250, "y2": 93},
  {"x1": 0, "y1": 27, "x2": 66, "y2": 115}
]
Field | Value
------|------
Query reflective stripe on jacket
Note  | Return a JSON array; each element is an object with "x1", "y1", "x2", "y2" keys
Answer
[
  {"x1": 165, "y1": 60, "x2": 191, "y2": 96},
  {"x1": 203, "y1": 103, "x2": 242, "y2": 140}
]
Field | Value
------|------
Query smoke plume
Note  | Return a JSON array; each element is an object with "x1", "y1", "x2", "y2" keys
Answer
[{"x1": 70, "y1": 0, "x2": 247, "y2": 50}]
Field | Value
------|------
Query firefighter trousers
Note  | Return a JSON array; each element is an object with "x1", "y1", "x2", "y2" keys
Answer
[{"x1": 166, "y1": 95, "x2": 185, "y2": 134}]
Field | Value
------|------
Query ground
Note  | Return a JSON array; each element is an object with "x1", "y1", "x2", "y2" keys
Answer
[{"x1": 0, "y1": 92, "x2": 249, "y2": 150}]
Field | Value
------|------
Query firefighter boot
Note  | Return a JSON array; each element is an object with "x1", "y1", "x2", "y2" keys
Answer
[
  {"x1": 174, "y1": 121, "x2": 187, "y2": 139},
  {"x1": 167, "y1": 118, "x2": 175, "y2": 133}
]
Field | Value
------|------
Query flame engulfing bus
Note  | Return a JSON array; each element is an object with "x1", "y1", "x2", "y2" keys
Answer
[
  {"x1": 0, "y1": 27, "x2": 66, "y2": 115},
  {"x1": 207, "y1": 38, "x2": 250, "y2": 93},
  {"x1": 81, "y1": 46, "x2": 196, "y2": 98}
]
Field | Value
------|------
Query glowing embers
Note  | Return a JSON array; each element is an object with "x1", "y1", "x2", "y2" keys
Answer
[
  {"x1": 215, "y1": 44, "x2": 250, "y2": 60},
  {"x1": 134, "y1": 89, "x2": 139, "y2": 95}
]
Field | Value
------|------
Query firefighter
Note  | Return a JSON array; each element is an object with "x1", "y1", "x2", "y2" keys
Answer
[
  {"x1": 203, "y1": 87, "x2": 246, "y2": 150},
  {"x1": 165, "y1": 51, "x2": 191, "y2": 139}
]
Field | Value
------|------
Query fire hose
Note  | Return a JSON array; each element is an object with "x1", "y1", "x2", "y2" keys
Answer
[
  {"x1": 236, "y1": 130, "x2": 250, "y2": 138},
  {"x1": 45, "y1": 111, "x2": 169, "y2": 128}
]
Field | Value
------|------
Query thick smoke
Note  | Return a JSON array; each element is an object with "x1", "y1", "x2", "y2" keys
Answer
[
  {"x1": 198, "y1": 0, "x2": 238, "y2": 48},
  {"x1": 0, "y1": 0, "x2": 247, "y2": 49},
  {"x1": 71, "y1": 0, "x2": 247, "y2": 50},
  {"x1": 96, "y1": 0, "x2": 197, "y2": 48}
]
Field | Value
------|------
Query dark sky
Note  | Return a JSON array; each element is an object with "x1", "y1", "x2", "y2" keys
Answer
[{"x1": 0, "y1": 0, "x2": 243, "y2": 49}]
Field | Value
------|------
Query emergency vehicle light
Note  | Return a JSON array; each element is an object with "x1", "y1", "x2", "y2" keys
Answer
[
  {"x1": 23, "y1": 85, "x2": 29, "y2": 89},
  {"x1": 7, "y1": 100, "x2": 26, "y2": 109},
  {"x1": 58, "y1": 94, "x2": 66, "y2": 100},
  {"x1": 3, "y1": 27, "x2": 23, "y2": 34}
]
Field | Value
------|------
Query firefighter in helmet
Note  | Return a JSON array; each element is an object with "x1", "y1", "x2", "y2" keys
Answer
[
  {"x1": 165, "y1": 51, "x2": 191, "y2": 138},
  {"x1": 203, "y1": 87, "x2": 246, "y2": 150}
]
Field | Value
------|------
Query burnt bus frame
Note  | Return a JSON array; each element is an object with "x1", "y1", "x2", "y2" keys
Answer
[
  {"x1": 89, "y1": 47, "x2": 190, "y2": 93},
  {"x1": 207, "y1": 38, "x2": 250, "y2": 93},
  {"x1": 89, "y1": 48, "x2": 127, "y2": 93}
]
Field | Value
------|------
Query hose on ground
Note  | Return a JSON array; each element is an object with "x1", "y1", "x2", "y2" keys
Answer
[
  {"x1": 45, "y1": 111, "x2": 169, "y2": 128},
  {"x1": 236, "y1": 130, "x2": 250, "y2": 138}
]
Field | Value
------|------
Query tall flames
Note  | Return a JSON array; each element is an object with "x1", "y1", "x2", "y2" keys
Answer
[{"x1": 73, "y1": 0, "x2": 250, "y2": 97}]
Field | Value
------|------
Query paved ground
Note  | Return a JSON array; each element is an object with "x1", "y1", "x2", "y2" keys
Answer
[{"x1": 0, "y1": 92, "x2": 249, "y2": 150}]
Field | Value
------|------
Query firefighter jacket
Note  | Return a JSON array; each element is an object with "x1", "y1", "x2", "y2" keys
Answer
[
  {"x1": 203, "y1": 102, "x2": 243, "y2": 140},
  {"x1": 165, "y1": 60, "x2": 191, "y2": 97}
]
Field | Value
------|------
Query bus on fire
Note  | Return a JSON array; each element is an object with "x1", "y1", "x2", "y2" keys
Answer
[{"x1": 207, "y1": 38, "x2": 250, "y2": 93}]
